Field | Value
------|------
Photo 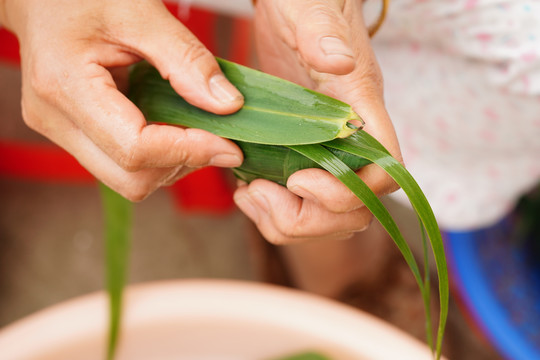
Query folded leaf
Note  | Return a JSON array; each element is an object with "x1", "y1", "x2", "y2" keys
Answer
[{"x1": 129, "y1": 59, "x2": 361, "y2": 145}]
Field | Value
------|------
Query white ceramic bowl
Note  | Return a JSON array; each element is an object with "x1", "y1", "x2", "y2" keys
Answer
[{"x1": 0, "y1": 279, "x2": 436, "y2": 360}]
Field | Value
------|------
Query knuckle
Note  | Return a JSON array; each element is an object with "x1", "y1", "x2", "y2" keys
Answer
[
  {"x1": 339, "y1": 232, "x2": 356, "y2": 241},
  {"x1": 358, "y1": 213, "x2": 374, "y2": 232},
  {"x1": 276, "y1": 215, "x2": 307, "y2": 239},
  {"x1": 325, "y1": 195, "x2": 357, "y2": 213},
  {"x1": 171, "y1": 130, "x2": 204, "y2": 166},
  {"x1": 20, "y1": 99, "x2": 42, "y2": 133},
  {"x1": 116, "y1": 142, "x2": 144, "y2": 172},
  {"x1": 175, "y1": 146, "x2": 195, "y2": 167},
  {"x1": 122, "y1": 187, "x2": 150, "y2": 202},
  {"x1": 119, "y1": 181, "x2": 154, "y2": 202},
  {"x1": 263, "y1": 231, "x2": 289, "y2": 246},
  {"x1": 180, "y1": 38, "x2": 212, "y2": 67},
  {"x1": 171, "y1": 141, "x2": 192, "y2": 166},
  {"x1": 286, "y1": 223, "x2": 307, "y2": 238},
  {"x1": 303, "y1": 3, "x2": 344, "y2": 28},
  {"x1": 28, "y1": 62, "x2": 60, "y2": 102},
  {"x1": 112, "y1": 173, "x2": 160, "y2": 202}
]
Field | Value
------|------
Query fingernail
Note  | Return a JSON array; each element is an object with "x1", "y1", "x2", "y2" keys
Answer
[
  {"x1": 209, "y1": 74, "x2": 243, "y2": 103},
  {"x1": 209, "y1": 153, "x2": 242, "y2": 167},
  {"x1": 319, "y1": 36, "x2": 354, "y2": 58},
  {"x1": 234, "y1": 193, "x2": 260, "y2": 223}
]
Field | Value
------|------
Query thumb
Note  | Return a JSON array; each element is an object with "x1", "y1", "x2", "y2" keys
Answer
[
  {"x1": 284, "y1": 0, "x2": 357, "y2": 75},
  {"x1": 121, "y1": 2, "x2": 244, "y2": 115}
]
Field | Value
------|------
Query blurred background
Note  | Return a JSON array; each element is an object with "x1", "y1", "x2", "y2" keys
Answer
[{"x1": 1, "y1": 1, "x2": 539, "y2": 360}]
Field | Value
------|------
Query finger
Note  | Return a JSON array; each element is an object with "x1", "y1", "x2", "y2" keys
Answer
[
  {"x1": 315, "y1": 62, "x2": 403, "y2": 199},
  {"x1": 73, "y1": 137, "x2": 187, "y2": 201},
  {"x1": 287, "y1": 168, "x2": 365, "y2": 213},
  {"x1": 62, "y1": 65, "x2": 243, "y2": 172},
  {"x1": 117, "y1": 1, "x2": 243, "y2": 115},
  {"x1": 282, "y1": 0, "x2": 356, "y2": 75},
  {"x1": 21, "y1": 96, "x2": 188, "y2": 201},
  {"x1": 287, "y1": 78, "x2": 402, "y2": 212},
  {"x1": 287, "y1": 165, "x2": 399, "y2": 215},
  {"x1": 287, "y1": 117, "x2": 400, "y2": 209},
  {"x1": 234, "y1": 179, "x2": 373, "y2": 245},
  {"x1": 160, "y1": 165, "x2": 193, "y2": 187},
  {"x1": 350, "y1": 99, "x2": 402, "y2": 198},
  {"x1": 68, "y1": 131, "x2": 185, "y2": 201}
]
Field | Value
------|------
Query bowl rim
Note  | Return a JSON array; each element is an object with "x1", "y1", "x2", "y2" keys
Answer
[{"x1": 0, "y1": 279, "x2": 436, "y2": 359}]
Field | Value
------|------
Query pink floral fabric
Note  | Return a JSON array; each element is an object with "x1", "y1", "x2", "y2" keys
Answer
[{"x1": 370, "y1": 0, "x2": 540, "y2": 230}]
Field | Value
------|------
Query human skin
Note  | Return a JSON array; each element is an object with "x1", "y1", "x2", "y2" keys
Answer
[
  {"x1": 0, "y1": 0, "x2": 245, "y2": 201},
  {"x1": 0, "y1": 0, "x2": 401, "y2": 244},
  {"x1": 234, "y1": 0, "x2": 402, "y2": 244}
]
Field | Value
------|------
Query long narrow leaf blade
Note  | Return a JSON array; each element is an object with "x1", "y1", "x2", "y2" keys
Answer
[
  {"x1": 287, "y1": 144, "x2": 426, "y2": 296},
  {"x1": 419, "y1": 216, "x2": 433, "y2": 350},
  {"x1": 99, "y1": 184, "x2": 132, "y2": 360},
  {"x1": 325, "y1": 131, "x2": 448, "y2": 359}
]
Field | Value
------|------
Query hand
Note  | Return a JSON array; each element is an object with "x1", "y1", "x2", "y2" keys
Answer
[
  {"x1": 0, "y1": 0, "x2": 244, "y2": 201},
  {"x1": 234, "y1": 0, "x2": 402, "y2": 244}
]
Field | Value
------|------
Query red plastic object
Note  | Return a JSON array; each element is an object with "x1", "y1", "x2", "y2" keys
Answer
[
  {"x1": 0, "y1": 140, "x2": 94, "y2": 183},
  {"x1": 228, "y1": 17, "x2": 252, "y2": 66},
  {"x1": 167, "y1": 167, "x2": 236, "y2": 215},
  {"x1": 0, "y1": 1, "x2": 253, "y2": 215},
  {"x1": 0, "y1": 27, "x2": 20, "y2": 65}
]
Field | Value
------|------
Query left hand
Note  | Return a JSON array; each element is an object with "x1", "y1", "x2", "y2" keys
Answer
[
  {"x1": 234, "y1": 0, "x2": 402, "y2": 244},
  {"x1": 0, "y1": 0, "x2": 244, "y2": 201}
]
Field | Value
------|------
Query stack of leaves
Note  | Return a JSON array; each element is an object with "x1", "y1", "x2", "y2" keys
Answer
[{"x1": 101, "y1": 58, "x2": 449, "y2": 360}]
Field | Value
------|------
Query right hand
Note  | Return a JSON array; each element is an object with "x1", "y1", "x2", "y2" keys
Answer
[
  {"x1": 234, "y1": 0, "x2": 402, "y2": 245},
  {"x1": 0, "y1": 0, "x2": 244, "y2": 201}
]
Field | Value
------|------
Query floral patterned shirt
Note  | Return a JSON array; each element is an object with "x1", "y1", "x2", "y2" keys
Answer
[{"x1": 370, "y1": 0, "x2": 540, "y2": 229}]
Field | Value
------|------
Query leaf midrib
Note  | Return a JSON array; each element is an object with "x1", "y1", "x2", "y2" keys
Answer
[{"x1": 242, "y1": 105, "x2": 347, "y2": 124}]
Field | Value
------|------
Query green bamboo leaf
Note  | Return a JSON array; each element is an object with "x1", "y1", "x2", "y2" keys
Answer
[
  {"x1": 288, "y1": 144, "x2": 426, "y2": 302},
  {"x1": 99, "y1": 183, "x2": 132, "y2": 360},
  {"x1": 125, "y1": 58, "x2": 448, "y2": 360},
  {"x1": 419, "y1": 217, "x2": 433, "y2": 350},
  {"x1": 324, "y1": 131, "x2": 448, "y2": 359},
  {"x1": 233, "y1": 140, "x2": 371, "y2": 186},
  {"x1": 128, "y1": 59, "x2": 361, "y2": 145}
]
